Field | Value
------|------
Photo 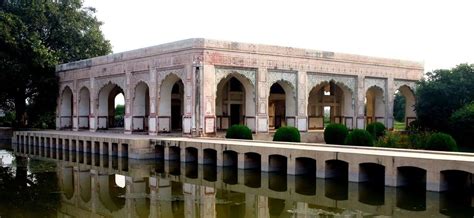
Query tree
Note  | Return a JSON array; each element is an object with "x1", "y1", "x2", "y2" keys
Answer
[
  {"x1": 415, "y1": 64, "x2": 474, "y2": 132},
  {"x1": 0, "y1": 0, "x2": 112, "y2": 128},
  {"x1": 393, "y1": 92, "x2": 406, "y2": 122}
]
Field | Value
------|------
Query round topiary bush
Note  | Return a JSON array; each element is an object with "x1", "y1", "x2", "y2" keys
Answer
[
  {"x1": 324, "y1": 123, "x2": 349, "y2": 144},
  {"x1": 345, "y1": 129, "x2": 374, "y2": 146},
  {"x1": 366, "y1": 122, "x2": 386, "y2": 139},
  {"x1": 273, "y1": 126, "x2": 301, "y2": 142},
  {"x1": 225, "y1": 125, "x2": 253, "y2": 140},
  {"x1": 426, "y1": 132, "x2": 458, "y2": 151}
]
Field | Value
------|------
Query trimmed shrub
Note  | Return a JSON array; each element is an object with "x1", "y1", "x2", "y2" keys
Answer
[
  {"x1": 366, "y1": 122, "x2": 386, "y2": 139},
  {"x1": 375, "y1": 132, "x2": 411, "y2": 148},
  {"x1": 225, "y1": 125, "x2": 253, "y2": 140},
  {"x1": 449, "y1": 102, "x2": 474, "y2": 146},
  {"x1": 345, "y1": 129, "x2": 374, "y2": 146},
  {"x1": 273, "y1": 126, "x2": 301, "y2": 142},
  {"x1": 426, "y1": 132, "x2": 458, "y2": 151},
  {"x1": 324, "y1": 123, "x2": 348, "y2": 144}
]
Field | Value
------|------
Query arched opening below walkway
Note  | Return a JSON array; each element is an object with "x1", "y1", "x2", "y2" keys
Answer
[
  {"x1": 168, "y1": 146, "x2": 180, "y2": 161},
  {"x1": 397, "y1": 166, "x2": 426, "y2": 189},
  {"x1": 359, "y1": 163, "x2": 385, "y2": 185},
  {"x1": 185, "y1": 147, "x2": 198, "y2": 163},
  {"x1": 325, "y1": 160, "x2": 348, "y2": 181},
  {"x1": 268, "y1": 155, "x2": 287, "y2": 174},
  {"x1": 441, "y1": 170, "x2": 473, "y2": 193},
  {"x1": 244, "y1": 152, "x2": 261, "y2": 170},
  {"x1": 295, "y1": 157, "x2": 316, "y2": 176},
  {"x1": 203, "y1": 148, "x2": 217, "y2": 165},
  {"x1": 223, "y1": 150, "x2": 238, "y2": 168}
]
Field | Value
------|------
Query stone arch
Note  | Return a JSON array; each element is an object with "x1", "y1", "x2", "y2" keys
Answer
[
  {"x1": 78, "y1": 86, "x2": 90, "y2": 129},
  {"x1": 268, "y1": 80, "x2": 296, "y2": 128},
  {"x1": 97, "y1": 82, "x2": 125, "y2": 129},
  {"x1": 157, "y1": 73, "x2": 184, "y2": 132},
  {"x1": 79, "y1": 171, "x2": 91, "y2": 203},
  {"x1": 62, "y1": 167, "x2": 74, "y2": 200},
  {"x1": 132, "y1": 81, "x2": 150, "y2": 131},
  {"x1": 308, "y1": 81, "x2": 354, "y2": 129},
  {"x1": 366, "y1": 85, "x2": 385, "y2": 125},
  {"x1": 216, "y1": 72, "x2": 256, "y2": 131},
  {"x1": 59, "y1": 86, "x2": 74, "y2": 129},
  {"x1": 393, "y1": 84, "x2": 416, "y2": 128}
]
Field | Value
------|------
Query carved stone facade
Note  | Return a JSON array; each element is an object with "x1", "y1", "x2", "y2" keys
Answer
[{"x1": 56, "y1": 38, "x2": 423, "y2": 136}]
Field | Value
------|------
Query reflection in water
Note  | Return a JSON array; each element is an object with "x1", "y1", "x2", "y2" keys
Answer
[{"x1": 4, "y1": 148, "x2": 474, "y2": 217}]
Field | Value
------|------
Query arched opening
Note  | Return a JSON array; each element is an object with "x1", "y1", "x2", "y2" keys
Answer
[
  {"x1": 366, "y1": 86, "x2": 385, "y2": 126},
  {"x1": 397, "y1": 166, "x2": 426, "y2": 189},
  {"x1": 325, "y1": 159, "x2": 348, "y2": 181},
  {"x1": 62, "y1": 167, "x2": 74, "y2": 200},
  {"x1": 98, "y1": 83, "x2": 125, "y2": 130},
  {"x1": 132, "y1": 82, "x2": 150, "y2": 132},
  {"x1": 325, "y1": 159, "x2": 348, "y2": 200},
  {"x1": 185, "y1": 147, "x2": 198, "y2": 163},
  {"x1": 216, "y1": 74, "x2": 256, "y2": 131},
  {"x1": 60, "y1": 86, "x2": 73, "y2": 129},
  {"x1": 168, "y1": 146, "x2": 180, "y2": 161},
  {"x1": 223, "y1": 150, "x2": 238, "y2": 168},
  {"x1": 244, "y1": 152, "x2": 261, "y2": 170},
  {"x1": 79, "y1": 171, "x2": 91, "y2": 203},
  {"x1": 308, "y1": 81, "x2": 353, "y2": 129},
  {"x1": 268, "y1": 154, "x2": 287, "y2": 173},
  {"x1": 295, "y1": 157, "x2": 316, "y2": 176},
  {"x1": 358, "y1": 163, "x2": 385, "y2": 206},
  {"x1": 78, "y1": 87, "x2": 90, "y2": 129},
  {"x1": 439, "y1": 170, "x2": 474, "y2": 217},
  {"x1": 393, "y1": 85, "x2": 416, "y2": 130},
  {"x1": 158, "y1": 74, "x2": 184, "y2": 133},
  {"x1": 203, "y1": 148, "x2": 217, "y2": 165},
  {"x1": 98, "y1": 174, "x2": 126, "y2": 212},
  {"x1": 268, "y1": 81, "x2": 296, "y2": 129}
]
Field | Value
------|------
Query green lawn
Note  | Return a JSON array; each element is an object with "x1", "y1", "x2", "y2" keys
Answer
[{"x1": 393, "y1": 121, "x2": 406, "y2": 131}]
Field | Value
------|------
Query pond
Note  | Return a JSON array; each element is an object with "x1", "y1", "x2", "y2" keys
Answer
[{"x1": 1, "y1": 145, "x2": 473, "y2": 217}]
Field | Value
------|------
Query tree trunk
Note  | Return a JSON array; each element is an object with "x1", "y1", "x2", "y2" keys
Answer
[{"x1": 14, "y1": 88, "x2": 27, "y2": 128}]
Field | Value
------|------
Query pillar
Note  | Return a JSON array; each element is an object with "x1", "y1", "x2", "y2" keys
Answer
[
  {"x1": 124, "y1": 71, "x2": 132, "y2": 134},
  {"x1": 348, "y1": 163, "x2": 360, "y2": 182},
  {"x1": 256, "y1": 67, "x2": 269, "y2": 133},
  {"x1": 427, "y1": 169, "x2": 444, "y2": 192},
  {"x1": 148, "y1": 68, "x2": 158, "y2": 135},
  {"x1": 356, "y1": 75, "x2": 365, "y2": 129},
  {"x1": 296, "y1": 71, "x2": 308, "y2": 132},
  {"x1": 89, "y1": 77, "x2": 97, "y2": 132},
  {"x1": 201, "y1": 64, "x2": 216, "y2": 136},
  {"x1": 386, "y1": 77, "x2": 395, "y2": 129},
  {"x1": 182, "y1": 64, "x2": 194, "y2": 135}
]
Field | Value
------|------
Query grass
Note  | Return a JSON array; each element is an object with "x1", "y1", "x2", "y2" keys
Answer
[{"x1": 393, "y1": 121, "x2": 406, "y2": 131}]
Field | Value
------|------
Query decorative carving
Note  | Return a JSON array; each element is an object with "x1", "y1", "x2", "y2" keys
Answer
[
  {"x1": 307, "y1": 73, "x2": 356, "y2": 94},
  {"x1": 394, "y1": 80, "x2": 416, "y2": 92},
  {"x1": 95, "y1": 76, "x2": 126, "y2": 99},
  {"x1": 156, "y1": 68, "x2": 186, "y2": 85},
  {"x1": 365, "y1": 78, "x2": 386, "y2": 93},
  {"x1": 267, "y1": 70, "x2": 297, "y2": 99},
  {"x1": 215, "y1": 67, "x2": 256, "y2": 87}
]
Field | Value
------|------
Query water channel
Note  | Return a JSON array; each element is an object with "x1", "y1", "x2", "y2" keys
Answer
[{"x1": 0, "y1": 143, "x2": 473, "y2": 217}]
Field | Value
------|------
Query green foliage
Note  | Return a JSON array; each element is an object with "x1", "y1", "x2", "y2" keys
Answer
[
  {"x1": 225, "y1": 125, "x2": 253, "y2": 140},
  {"x1": 375, "y1": 132, "x2": 409, "y2": 148},
  {"x1": 408, "y1": 132, "x2": 432, "y2": 149},
  {"x1": 0, "y1": 0, "x2": 112, "y2": 128},
  {"x1": 115, "y1": 105, "x2": 125, "y2": 116},
  {"x1": 324, "y1": 123, "x2": 348, "y2": 144},
  {"x1": 426, "y1": 133, "x2": 458, "y2": 151},
  {"x1": 449, "y1": 103, "x2": 474, "y2": 146},
  {"x1": 273, "y1": 126, "x2": 301, "y2": 142},
  {"x1": 415, "y1": 64, "x2": 474, "y2": 133},
  {"x1": 393, "y1": 93, "x2": 406, "y2": 122},
  {"x1": 366, "y1": 122, "x2": 386, "y2": 139},
  {"x1": 345, "y1": 129, "x2": 374, "y2": 146},
  {"x1": 0, "y1": 111, "x2": 16, "y2": 127}
]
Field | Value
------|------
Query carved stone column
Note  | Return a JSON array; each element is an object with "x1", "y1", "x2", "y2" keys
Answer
[
  {"x1": 386, "y1": 77, "x2": 395, "y2": 129},
  {"x1": 296, "y1": 71, "x2": 308, "y2": 131},
  {"x1": 148, "y1": 68, "x2": 157, "y2": 135},
  {"x1": 124, "y1": 71, "x2": 132, "y2": 134},
  {"x1": 89, "y1": 77, "x2": 97, "y2": 132},
  {"x1": 72, "y1": 80, "x2": 79, "y2": 131},
  {"x1": 201, "y1": 64, "x2": 216, "y2": 136},
  {"x1": 356, "y1": 75, "x2": 366, "y2": 129},
  {"x1": 256, "y1": 67, "x2": 269, "y2": 133}
]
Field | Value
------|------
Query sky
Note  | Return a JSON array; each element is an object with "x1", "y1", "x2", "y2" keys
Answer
[{"x1": 83, "y1": 0, "x2": 474, "y2": 73}]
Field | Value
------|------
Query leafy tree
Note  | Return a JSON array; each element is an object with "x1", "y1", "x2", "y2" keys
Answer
[
  {"x1": 393, "y1": 92, "x2": 405, "y2": 122},
  {"x1": 0, "y1": 0, "x2": 111, "y2": 128},
  {"x1": 415, "y1": 64, "x2": 474, "y2": 132}
]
